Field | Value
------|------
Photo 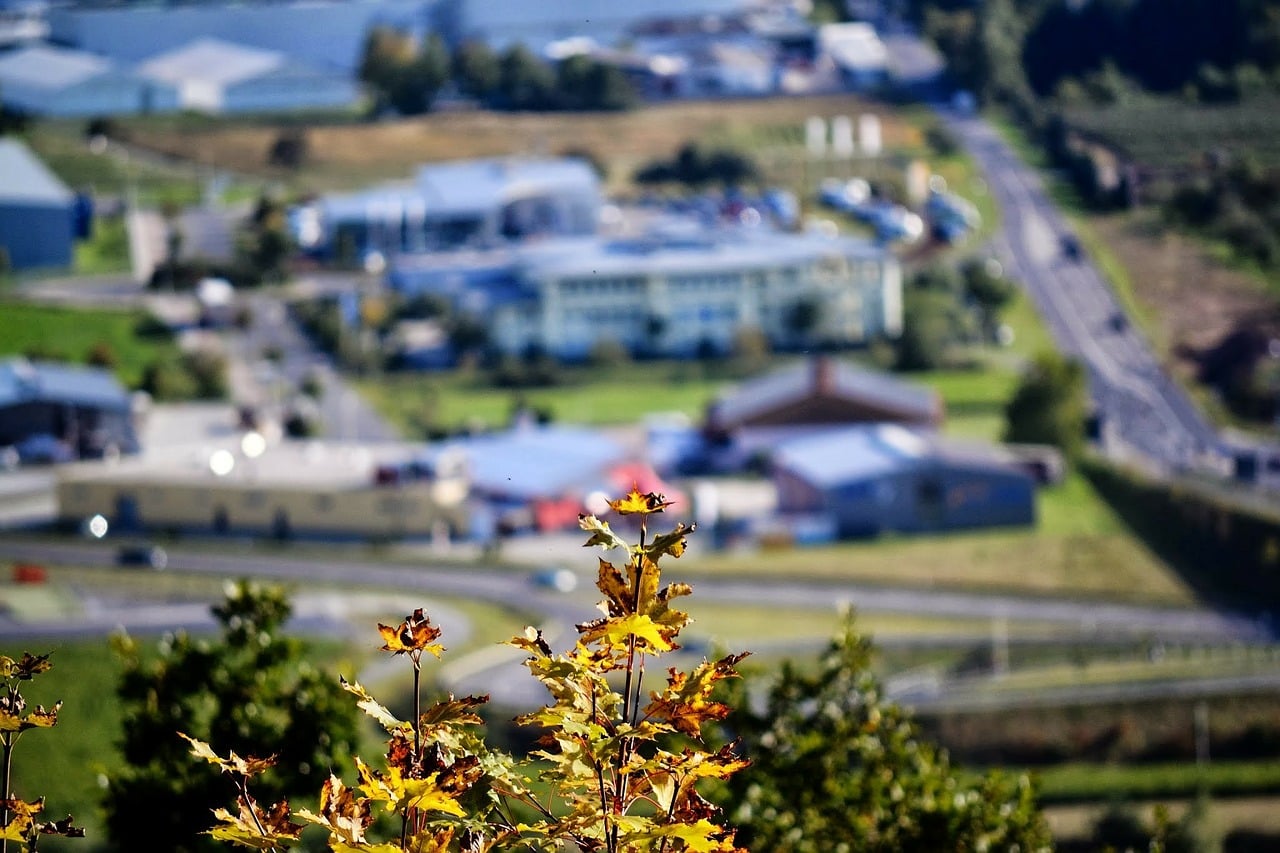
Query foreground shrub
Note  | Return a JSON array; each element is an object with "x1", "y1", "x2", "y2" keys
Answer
[{"x1": 190, "y1": 489, "x2": 750, "y2": 852}]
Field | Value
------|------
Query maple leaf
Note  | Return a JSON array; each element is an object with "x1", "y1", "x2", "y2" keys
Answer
[
  {"x1": 577, "y1": 613, "x2": 673, "y2": 654},
  {"x1": 36, "y1": 813, "x2": 84, "y2": 840},
  {"x1": 643, "y1": 522, "x2": 696, "y2": 560},
  {"x1": 0, "y1": 653, "x2": 52, "y2": 681},
  {"x1": 378, "y1": 608, "x2": 445, "y2": 658},
  {"x1": 609, "y1": 486, "x2": 674, "y2": 516},
  {"x1": 296, "y1": 774, "x2": 374, "y2": 845},
  {"x1": 645, "y1": 654, "x2": 748, "y2": 736},
  {"x1": 340, "y1": 677, "x2": 409, "y2": 734},
  {"x1": 579, "y1": 514, "x2": 628, "y2": 552},
  {"x1": 419, "y1": 694, "x2": 487, "y2": 729},
  {"x1": 641, "y1": 818, "x2": 742, "y2": 852},
  {"x1": 180, "y1": 732, "x2": 276, "y2": 779}
]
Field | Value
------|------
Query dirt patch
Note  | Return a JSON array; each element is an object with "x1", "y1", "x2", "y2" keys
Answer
[
  {"x1": 119, "y1": 96, "x2": 921, "y2": 193},
  {"x1": 1090, "y1": 211, "x2": 1280, "y2": 381}
]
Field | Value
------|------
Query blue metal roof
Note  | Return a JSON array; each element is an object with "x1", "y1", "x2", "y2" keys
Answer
[
  {"x1": 0, "y1": 358, "x2": 130, "y2": 411},
  {"x1": 416, "y1": 158, "x2": 599, "y2": 217},
  {"x1": 433, "y1": 425, "x2": 624, "y2": 500},
  {"x1": 0, "y1": 139, "x2": 73, "y2": 206},
  {"x1": 772, "y1": 424, "x2": 930, "y2": 487}
]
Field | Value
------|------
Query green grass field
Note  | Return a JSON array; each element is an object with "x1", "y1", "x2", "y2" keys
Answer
[{"x1": 0, "y1": 301, "x2": 177, "y2": 389}]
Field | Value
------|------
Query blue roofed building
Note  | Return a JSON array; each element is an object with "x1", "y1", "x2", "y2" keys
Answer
[
  {"x1": 770, "y1": 424, "x2": 1035, "y2": 538},
  {"x1": 0, "y1": 43, "x2": 178, "y2": 116},
  {"x1": 0, "y1": 357, "x2": 138, "y2": 463},
  {"x1": 136, "y1": 38, "x2": 360, "y2": 115},
  {"x1": 0, "y1": 139, "x2": 74, "y2": 271},
  {"x1": 47, "y1": 0, "x2": 427, "y2": 73},
  {"x1": 299, "y1": 157, "x2": 602, "y2": 260}
]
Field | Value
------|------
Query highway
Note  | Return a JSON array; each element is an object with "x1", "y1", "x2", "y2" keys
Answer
[{"x1": 941, "y1": 110, "x2": 1223, "y2": 473}]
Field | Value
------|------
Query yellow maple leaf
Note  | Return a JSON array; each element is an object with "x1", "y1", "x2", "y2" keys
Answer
[
  {"x1": 609, "y1": 486, "x2": 674, "y2": 516},
  {"x1": 377, "y1": 608, "x2": 445, "y2": 658}
]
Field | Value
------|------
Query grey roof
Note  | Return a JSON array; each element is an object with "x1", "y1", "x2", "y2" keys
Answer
[
  {"x1": 0, "y1": 43, "x2": 113, "y2": 91},
  {"x1": 138, "y1": 38, "x2": 283, "y2": 86},
  {"x1": 0, "y1": 139, "x2": 73, "y2": 206},
  {"x1": 516, "y1": 227, "x2": 885, "y2": 279},
  {"x1": 772, "y1": 425, "x2": 1025, "y2": 489},
  {"x1": 415, "y1": 157, "x2": 600, "y2": 216},
  {"x1": 772, "y1": 424, "x2": 931, "y2": 486},
  {"x1": 710, "y1": 358, "x2": 941, "y2": 429},
  {"x1": 432, "y1": 425, "x2": 624, "y2": 501},
  {"x1": 0, "y1": 358, "x2": 129, "y2": 411}
]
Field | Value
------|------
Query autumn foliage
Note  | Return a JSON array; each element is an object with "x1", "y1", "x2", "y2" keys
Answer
[{"x1": 189, "y1": 488, "x2": 749, "y2": 852}]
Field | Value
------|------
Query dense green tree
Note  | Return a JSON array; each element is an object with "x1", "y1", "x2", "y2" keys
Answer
[
  {"x1": 357, "y1": 27, "x2": 448, "y2": 115},
  {"x1": 960, "y1": 256, "x2": 1017, "y2": 338},
  {"x1": 1003, "y1": 350, "x2": 1088, "y2": 458},
  {"x1": 716, "y1": 616, "x2": 1053, "y2": 852},
  {"x1": 451, "y1": 39, "x2": 500, "y2": 101},
  {"x1": 239, "y1": 195, "x2": 293, "y2": 284},
  {"x1": 634, "y1": 142, "x2": 761, "y2": 188},
  {"x1": 104, "y1": 582, "x2": 361, "y2": 853},
  {"x1": 497, "y1": 44, "x2": 556, "y2": 110},
  {"x1": 553, "y1": 55, "x2": 636, "y2": 111},
  {"x1": 894, "y1": 288, "x2": 960, "y2": 370}
]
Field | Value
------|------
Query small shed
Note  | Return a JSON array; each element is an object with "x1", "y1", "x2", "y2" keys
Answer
[
  {"x1": 771, "y1": 424, "x2": 1035, "y2": 538},
  {"x1": 0, "y1": 139, "x2": 74, "y2": 271}
]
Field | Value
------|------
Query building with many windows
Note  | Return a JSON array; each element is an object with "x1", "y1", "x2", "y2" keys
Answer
[{"x1": 389, "y1": 225, "x2": 901, "y2": 360}]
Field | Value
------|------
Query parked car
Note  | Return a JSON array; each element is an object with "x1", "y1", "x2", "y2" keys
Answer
[
  {"x1": 530, "y1": 566, "x2": 578, "y2": 593},
  {"x1": 1061, "y1": 234, "x2": 1083, "y2": 261},
  {"x1": 116, "y1": 544, "x2": 168, "y2": 570}
]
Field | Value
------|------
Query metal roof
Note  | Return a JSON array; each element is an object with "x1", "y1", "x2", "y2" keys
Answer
[
  {"x1": 0, "y1": 43, "x2": 113, "y2": 91},
  {"x1": 710, "y1": 357, "x2": 940, "y2": 430},
  {"x1": 0, "y1": 139, "x2": 73, "y2": 206},
  {"x1": 516, "y1": 227, "x2": 885, "y2": 279},
  {"x1": 433, "y1": 425, "x2": 624, "y2": 501},
  {"x1": 137, "y1": 38, "x2": 283, "y2": 86},
  {"x1": 772, "y1": 424, "x2": 929, "y2": 486},
  {"x1": 0, "y1": 358, "x2": 129, "y2": 411},
  {"x1": 415, "y1": 157, "x2": 600, "y2": 216},
  {"x1": 773, "y1": 424, "x2": 1028, "y2": 489}
]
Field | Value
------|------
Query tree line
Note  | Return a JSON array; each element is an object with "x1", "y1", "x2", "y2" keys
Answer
[{"x1": 359, "y1": 28, "x2": 637, "y2": 116}]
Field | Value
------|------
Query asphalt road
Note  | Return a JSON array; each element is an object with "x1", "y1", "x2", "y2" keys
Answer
[
  {"x1": 0, "y1": 539, "x2": 1270, "y2": 707},
  {"x1": 941, "y1": 109, "x2": 1223, "y2": 473}
]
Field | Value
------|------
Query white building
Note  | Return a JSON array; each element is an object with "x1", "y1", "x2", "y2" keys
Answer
[
  {"x1": 0, "y1": 43, "x2": 178, "y2": 116},
  {"x1": 390, "y1": 225, "x2": 902, "y2": 360},
  {"x1": 136, "y1": 38, "x2": 359, "y2": 115}
]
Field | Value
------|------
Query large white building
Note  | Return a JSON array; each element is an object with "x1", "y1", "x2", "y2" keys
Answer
[
  {"x1": 389, "y1": 226, "x2": 902, "y2": 360},
  {"x1": 136, "y1": 38, "x2": 360, "y2": 115},
  {"x1": 0, "y1": 43, "x2": 178, "y2": 116}
]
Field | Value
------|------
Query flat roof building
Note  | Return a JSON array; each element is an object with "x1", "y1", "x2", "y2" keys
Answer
[
  {"x1": 390, "y1": 224, "x2": 902, "y2": 361},
  {"x1": 0, "y1": 357, "x2": 138, "y2": 462}
]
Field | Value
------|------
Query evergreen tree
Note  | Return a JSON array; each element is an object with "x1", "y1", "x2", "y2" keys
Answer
[
  {"x1": 717, "y1": 616, "x2": 1053, "y2": 853},
  {"x1": 104, "y1": 582, "x2": 361, "y2": 853},
  {"x1": 1003, "y1": 350, "x2": 1089, "y2": 459}
]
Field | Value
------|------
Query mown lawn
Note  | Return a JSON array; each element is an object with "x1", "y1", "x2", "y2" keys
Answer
[{"x1": 0, "y1": 301, "x2": 177, "y2": 390}]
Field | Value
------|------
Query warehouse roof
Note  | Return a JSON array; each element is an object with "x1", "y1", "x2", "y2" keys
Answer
[
  {"x1": 431, "y1": 425, "x2": 625, "y2": 501},
  {"x1": 0, "y1": 43, "x2": 113, "y2": 92},
  {"x1": 0, "y1": 358, "x2": 129, "y2": 411},
  {"x1": 0, "y1": 139, "x2": 74, "y2": 206},
  {"x1": 138, "y1": 38, "x2": 283, "y2": 86}
]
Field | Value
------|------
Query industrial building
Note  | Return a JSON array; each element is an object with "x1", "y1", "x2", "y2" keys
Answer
[
  {"x1": 136, "y1": 38, "x2": 360, "y2": 115},
  {"x1": 0, "y1": 139, "x2": 75, "y2": 271},
  {"x1": 770, "y1": 424, "x2": 1036, "y2": 539},
  {"x1": 57, "y1": 439, "x2": 470, "y2": 541},
  {"x1": 0, "y1": 44, "x2": 178, "y2": 117},
  {"x1": 297, "y1": 157, "x2": 602, "y2": 260},
  {"x1": 47, "y1": 0, "x2": 426, "y2": 72},
  {"x1": 389, "y1": 225, "x2": 902, "y2": 360},
  {"x1": 0, "y1": 358, "x2": 138, "y2": 463}
]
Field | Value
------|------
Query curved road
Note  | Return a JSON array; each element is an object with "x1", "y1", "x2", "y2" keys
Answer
[{"x1": 0, "y1": 540, "x2": 1269, "y2": 707}]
